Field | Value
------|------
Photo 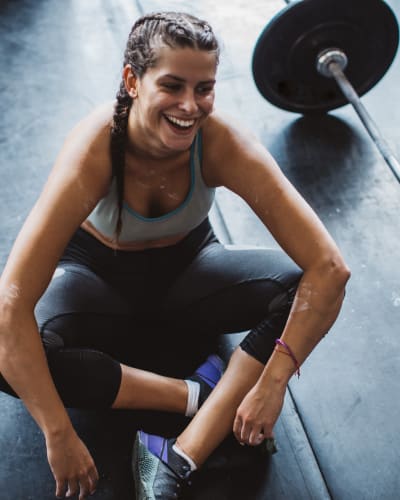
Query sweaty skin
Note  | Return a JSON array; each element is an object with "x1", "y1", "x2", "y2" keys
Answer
[
  {"x1": 0, "y1": 284, "x2": 21, "y2": 306},
  {"x1": 291, "y1": 281, "x2": 314, "y2": 313}
]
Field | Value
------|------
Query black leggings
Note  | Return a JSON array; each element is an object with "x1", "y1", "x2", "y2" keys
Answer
[{"x1": 0, "y1": 219, "x2": 302, "y2": 409}]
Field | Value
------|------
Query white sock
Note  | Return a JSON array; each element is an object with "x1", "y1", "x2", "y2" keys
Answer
[
  {"x1": 172, "y1": 443, "x2": 198, "y2": 471},
  {"x1": 184, "y1": 379, "x2": 200, "y2": 417}
]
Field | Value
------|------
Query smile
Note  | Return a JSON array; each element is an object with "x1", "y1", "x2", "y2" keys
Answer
[{"x1": 164, "y1": 114, "x2": 196, "y2": 129}]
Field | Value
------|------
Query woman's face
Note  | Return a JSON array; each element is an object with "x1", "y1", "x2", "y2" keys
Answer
[{"x1": 129, "y1": 46, "x2": 217, "y2": 155}]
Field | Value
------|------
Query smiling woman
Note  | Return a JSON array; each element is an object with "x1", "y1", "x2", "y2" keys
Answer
[
  {"x1": 0, "y1": 10, "x2": 349, "y2": 500},
  {"x1": 109, "y1": 13, "x2": 220, "y2": 241}
]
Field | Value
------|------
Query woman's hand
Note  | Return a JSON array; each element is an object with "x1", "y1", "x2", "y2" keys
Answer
[
  {"x1": 233, "y1": 381, "x2": 286, "y2": 446},
  {"x1": 46, "y1": 427, "x2": 98, "y2": 499}
]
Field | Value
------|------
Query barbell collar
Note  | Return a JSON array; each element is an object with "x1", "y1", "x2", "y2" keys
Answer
[{"x1": 316, "y1": 49, "x2": 348, "y2": 78}]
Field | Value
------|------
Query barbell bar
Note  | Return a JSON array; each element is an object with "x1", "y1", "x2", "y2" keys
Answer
[{"x1": 252, "y1": 0, "x2": 400, "y2": 181}]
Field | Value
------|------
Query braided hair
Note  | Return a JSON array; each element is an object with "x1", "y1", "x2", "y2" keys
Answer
[{"x1": 110, "y1": 12, "x2": 220, "y2": 239}]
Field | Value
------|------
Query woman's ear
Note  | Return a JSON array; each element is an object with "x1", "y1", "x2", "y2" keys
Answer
[{"x1": 123, "y1": 64, "x2": 138, "y2": 98}]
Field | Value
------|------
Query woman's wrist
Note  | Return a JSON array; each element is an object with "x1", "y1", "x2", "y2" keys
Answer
[
  {"x1": 274, "y1": 339, "x2": 301, "y2": 378},
  {"x1": 258, "y1": 349, "x2": 297, "y2": 390},
  {"x1": 44, "y1": 416, "x2": 75, "y2": 443},
  {"x1": 258, "y1": 370, "x2": 290, "y2": 392},
  {"x1": 34, "y1": 405, "x2": 73, "y2": 442}
]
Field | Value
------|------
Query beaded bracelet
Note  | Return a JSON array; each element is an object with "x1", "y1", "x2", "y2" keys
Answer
[{"x1": 275, "y1": 339, "x2": 301, "y2": 378}]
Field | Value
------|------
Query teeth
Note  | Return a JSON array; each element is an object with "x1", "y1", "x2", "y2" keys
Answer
[{"x1": 165, "y1": 115, "x2": 195, "y2": 128}]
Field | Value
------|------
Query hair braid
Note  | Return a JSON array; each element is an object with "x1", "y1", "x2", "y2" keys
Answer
[
  {"x1": 110, "y1": 81, "x2": 132, "y2": 239},
  {"x1": 110, "y1": 11, "x2": 220, "y2": 240}
]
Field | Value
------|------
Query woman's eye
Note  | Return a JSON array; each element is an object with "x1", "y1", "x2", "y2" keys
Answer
[
  {"x1": 197, "y1": 86, "x2": 214, "y2": 94},
  {"x1": 162, "y1": 83, "x2": 181, "y2": 91}
]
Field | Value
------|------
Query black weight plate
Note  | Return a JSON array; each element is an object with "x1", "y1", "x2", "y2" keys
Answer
[{"x1": 252, "y1": 0, "x2": 399, "y2": 113}]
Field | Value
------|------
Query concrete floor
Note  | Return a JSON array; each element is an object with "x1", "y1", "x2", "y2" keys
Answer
[{"x1": 1, "y1": 0, "x2": 400, "y2": 498}]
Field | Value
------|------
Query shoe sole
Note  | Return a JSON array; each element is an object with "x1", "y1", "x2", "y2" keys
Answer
[{"x1": 132, "y1": 432, "x2": 158, "y2": 500}]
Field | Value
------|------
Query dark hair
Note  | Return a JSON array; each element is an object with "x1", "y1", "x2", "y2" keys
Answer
[{"x1": 110, "y1": 12, "x2": 220, "y2": 239}]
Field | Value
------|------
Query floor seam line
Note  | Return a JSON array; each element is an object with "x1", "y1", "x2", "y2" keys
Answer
[{"x1": 287, "y1": 385, "x2": 333, "y2": 499}]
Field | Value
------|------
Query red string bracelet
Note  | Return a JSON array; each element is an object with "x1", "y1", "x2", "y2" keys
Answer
[{"x1": 275, "y1": 339, "x2": 301, "y2": 378}]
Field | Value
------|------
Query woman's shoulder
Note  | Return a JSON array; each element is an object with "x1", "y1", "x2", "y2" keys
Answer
[
  {"x1": 56, "y1": 101, "x2": 115, "y2": 179},
  {"x1": 65, "y1": 101, "x2": 114, "y2": 151},
  {"x1": 201, "y1": 110, "x2": 260, "y2": 166},
  {"x1": 201, "y1": 110, "x2": 229, "y2": 139},
  {"x1": 50, "y1": 101, "x2": 115, "y2": 193},
  {"x1": 202, "y1": 110, "x2": 259, "y2": 152}
]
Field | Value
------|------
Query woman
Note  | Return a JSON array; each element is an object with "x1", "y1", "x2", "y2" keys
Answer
[{"x1": 0, "y1": 11, "x2": 350, "y2": 500}]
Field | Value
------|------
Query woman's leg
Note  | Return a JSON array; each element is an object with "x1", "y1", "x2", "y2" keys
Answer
[
  {"x1": 176, "y1": 246, "x2": 300, "y2": 464},
  {"x1": 176, "y1": 348, "x2": 263, "y2": 465},
  {"x1": 29, "y1": 262, "x2": 196, "y2": 412},
  {"x1": 133, "y1": 241, "x2": 302, "y2": 498}
]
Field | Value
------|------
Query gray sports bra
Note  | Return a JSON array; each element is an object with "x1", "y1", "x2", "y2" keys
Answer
[{"x1": 86, "y1": 131, "x2": 215, "y2": 243}]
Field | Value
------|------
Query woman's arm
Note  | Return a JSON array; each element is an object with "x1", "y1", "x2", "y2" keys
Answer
[
  {"x1": 0, "y1": 104, "x2": 113, "y2": 498},
  {"x1": 203, "y1": 113, "x2": 350, "y2": 444}
]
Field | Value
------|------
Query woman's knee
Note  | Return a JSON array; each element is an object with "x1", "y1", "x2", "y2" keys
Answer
[
  {"x1": 239, "y1": 278, "x2": 301, "y2": 365},
  {"x1": 46, "y1": 349, "x2": 122, "y2": 409},
  {"x1": 268, "y1": 278, "x2": 300, "y2": 315}
]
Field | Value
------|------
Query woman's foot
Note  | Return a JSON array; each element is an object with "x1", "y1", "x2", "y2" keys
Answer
[
  {"x1": 133, "y1": 431, "x2": 194, "y2": 500},
  {"x1": 184, "y1": 354, "x2": 225, "y2": 416}
]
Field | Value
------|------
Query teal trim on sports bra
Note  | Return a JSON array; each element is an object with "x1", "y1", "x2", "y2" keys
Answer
[
  {"x1": 85, "y1": 129, "x2": 213, "y2": 243},
  {"x1": 122, "y1": 135, "x2": 197, "y2": 222}
]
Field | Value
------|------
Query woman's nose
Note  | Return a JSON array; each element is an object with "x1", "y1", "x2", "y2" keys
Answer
[{"x1": 178, "y1": 89, "x2": 198, "y2": 114}]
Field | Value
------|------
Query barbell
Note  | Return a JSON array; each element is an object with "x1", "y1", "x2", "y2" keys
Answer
[{"x1": 252, "y1": 0, "x2": 400, "y2": 180}]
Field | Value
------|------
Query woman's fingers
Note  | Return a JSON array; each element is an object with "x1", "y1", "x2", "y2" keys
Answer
[
  {"x1": 55, "y1": 478, "x2": 67, "y2": 498},
  {"x1": 249, "y1": 428, "x2": 265, "y2": 446},
  {"x1": 54, "y1": 465, "x2": 98, "y2": 499},
  {"x1": 233, "y1": 415, "x2": 244, "y2": 444},
  {"x1": 66, "y1": 478, "x2": 79, "y2": 498},
  {"x1": 234, "y1": 415, "x2": 259, "y2": 445},
  {"x1": 234, "y1": 413, "x2": 274, "y2": 446},
  {"x1": 76, "y1": 465, "x2": 99, "y2": 499},
  {"x1": 87, "y1": 466, "x2": 99, "y2": 497}
]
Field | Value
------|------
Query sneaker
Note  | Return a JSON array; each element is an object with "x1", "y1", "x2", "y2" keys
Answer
[
  {"x1": 188, "y1": 354, "x2": 225, "y2": 408},
  {"x1": 205, "y1": 433, "x2": 277, "y2": 471},
  {"x1": 133, "y1": 430, "x2": 193, "y2": 500}
]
